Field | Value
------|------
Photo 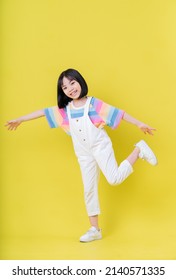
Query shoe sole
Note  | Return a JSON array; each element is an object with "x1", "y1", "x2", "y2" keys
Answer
[
  {"x1": 136, "y1": 140, "x2": 158, "y2": 166},
  {"x1": 80, "y1": 236, "x2": 102, "y2": 242}
]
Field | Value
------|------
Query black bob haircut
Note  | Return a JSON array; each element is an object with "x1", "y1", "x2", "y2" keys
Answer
[{"x1": 57, "y1": 68, "x2": 88, "y2": 108}]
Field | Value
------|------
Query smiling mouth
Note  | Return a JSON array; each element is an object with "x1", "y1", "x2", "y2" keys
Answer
[{"x1": 70, "y1": 90, "x2": 78, "y2": 97}]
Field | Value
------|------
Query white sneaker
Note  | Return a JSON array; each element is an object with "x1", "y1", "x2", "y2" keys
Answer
[
  {"x1": 80, "y1": 227, "x2": 102, "y2": 242},
  {"x1": 135, "y1": 140, "x2": 158, "y2": 166}
]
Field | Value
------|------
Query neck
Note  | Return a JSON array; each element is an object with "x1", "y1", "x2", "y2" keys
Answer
[{"x1": 72, "y1": 96, "x2": 87, "y2": 107}]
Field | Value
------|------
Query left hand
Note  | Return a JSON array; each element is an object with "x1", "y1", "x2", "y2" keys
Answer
[{"x1": 138, "y1": 123, "x2": 156, "y2": 135}]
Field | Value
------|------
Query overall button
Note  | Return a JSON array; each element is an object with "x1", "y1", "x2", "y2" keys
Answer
[
  {"x1": 79, "y1": 129, "x2": 82, "y2": 132},
  {"x1": 83, "y1": 139, "x2": 86, "y2": 141}
]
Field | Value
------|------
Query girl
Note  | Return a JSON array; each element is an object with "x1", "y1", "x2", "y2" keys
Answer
[{"x1": 6, "y1": 68, "x2": 157, "y2": 242}]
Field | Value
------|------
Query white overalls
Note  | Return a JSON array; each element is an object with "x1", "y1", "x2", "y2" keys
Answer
[{"x1": 67, "y1": 97, "x2": 133, "y2": 216}]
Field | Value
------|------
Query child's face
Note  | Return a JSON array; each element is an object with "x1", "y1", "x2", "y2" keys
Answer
[{"x1": 61, "y1": 77, "x2": 82, "y2": 100}]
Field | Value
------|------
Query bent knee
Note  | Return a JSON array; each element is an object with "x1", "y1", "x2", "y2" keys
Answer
[{"x1": 107, "y1": 177, "x2": 124, "y2": 186}]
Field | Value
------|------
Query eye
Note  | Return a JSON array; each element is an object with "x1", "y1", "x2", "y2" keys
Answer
[
  {"x1": 71, "y1": 81, "x2": 75, "y2": 85},
  {"x1": 62, "y1": 87, "x2": 67, "y2": 91}
]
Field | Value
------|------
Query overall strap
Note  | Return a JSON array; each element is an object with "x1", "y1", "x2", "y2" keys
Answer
[
  {"x1": 66, "y1": 102, "x2": 71, "y2": 121},
  {"x1": 84, "y1": 96, "x2": 92, "y2": 116}
]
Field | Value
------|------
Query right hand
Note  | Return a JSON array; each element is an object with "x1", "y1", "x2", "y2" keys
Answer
[{"x1": 5, "y1": 119, "x2": 22, "y2": 130}]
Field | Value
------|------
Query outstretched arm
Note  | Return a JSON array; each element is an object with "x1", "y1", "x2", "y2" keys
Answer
[
  {"x1": 122, "y1": 112, "x2": 156, "y2": 135},
  {"x1": 5, "y1": 109, "x2": 45, "y2": 130}
]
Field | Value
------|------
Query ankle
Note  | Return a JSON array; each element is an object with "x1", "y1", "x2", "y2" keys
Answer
[
  {"x1": 134, "y1": 146, "x2": 140, "y2": 156},
  {"x1": 91, "y1": 226, "x2": 99, "y2": 230}
]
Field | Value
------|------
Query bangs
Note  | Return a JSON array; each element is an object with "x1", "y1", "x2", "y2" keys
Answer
[{"x1": 61, "y1": 75, "x2": 75, "y2": 86}]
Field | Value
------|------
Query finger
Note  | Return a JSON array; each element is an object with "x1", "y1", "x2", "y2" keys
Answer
[
  {"x1": 7, "y1": 124, "x2": 12, "y2": 130},
  {"x1": 5, "y1": 121, "x2": 13, "y2": 125},
  {"x1": 8, "y1": 126, "x2": 14, "y2": 131},
  {"x1": 5, "y1": 123, "x2": 12, "y2": 127},
  {"x1": 147, "y1": 129, "x2": 154, "y2": 135},
  {"x1": 148, "y1": 131, "x2": 154, "y2": 135},
  {"x1": 142, "y1": 128, "x2": 154, "y2": 135},
  {"x1": 9, "y1": 124, "x2": 16, "y2": 131}
]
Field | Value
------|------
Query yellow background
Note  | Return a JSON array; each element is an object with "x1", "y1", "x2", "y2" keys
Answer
[{"x1": 1, "y1": 0, "x2": 176, "y2": 259}]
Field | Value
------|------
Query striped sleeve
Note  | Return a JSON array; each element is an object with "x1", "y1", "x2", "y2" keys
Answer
[
  {"x1": 44, "y1": 106, "x2": 68, "y2": 127},
  {"x1": 92, "y1": 97, "x2": 125, "y2": 129}
]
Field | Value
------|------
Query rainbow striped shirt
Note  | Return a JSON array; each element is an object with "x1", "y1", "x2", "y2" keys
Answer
[{"x1": 44, "y1": 97, "x2": 124, "y2": 135}]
